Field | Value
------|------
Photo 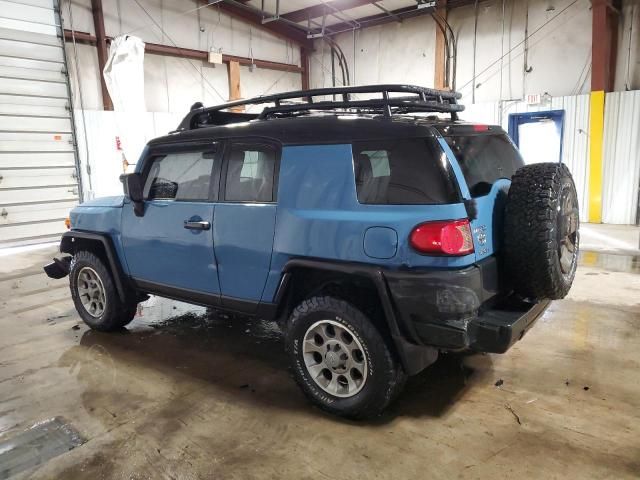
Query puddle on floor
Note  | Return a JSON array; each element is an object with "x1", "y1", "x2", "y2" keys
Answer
[
  {"x1": 130, "y1": 295, "x2": 283, "y2": 342},
  {"x1": 0, "y1": 417, "x2": 85, "y2": 480},
  {"x1": 579, "y1": 250, "x2": 640, "y2": 274}
]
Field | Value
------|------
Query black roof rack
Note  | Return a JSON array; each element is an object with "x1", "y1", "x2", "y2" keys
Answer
[{"x1": 175, "y1": 84, "x2": 464, "y2": 132}]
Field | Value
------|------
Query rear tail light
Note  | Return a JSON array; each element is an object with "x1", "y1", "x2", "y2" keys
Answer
[{"x1": 409, "y1": 219, "x2": 474, "y2": 256}]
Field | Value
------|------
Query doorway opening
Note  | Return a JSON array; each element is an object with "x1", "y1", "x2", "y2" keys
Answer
[{"x1": 508, "y1": 110, "x2": 565, "y2": 164}]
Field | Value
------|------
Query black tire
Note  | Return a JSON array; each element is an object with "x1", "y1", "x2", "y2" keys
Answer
[
  {"x1": 285, "y1": 296, "x2": 406, "y2": 420},
  {"x1": 69, "y1": 250, "x2": 138, "y2": 331},
  {"x1": 504, "y1": 162, "x2": 580, "y2": 300}
]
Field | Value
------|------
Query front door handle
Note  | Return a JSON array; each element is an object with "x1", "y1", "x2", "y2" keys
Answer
[{"x1": 184, "y1": 220, "x2": 211, "y2": 230}]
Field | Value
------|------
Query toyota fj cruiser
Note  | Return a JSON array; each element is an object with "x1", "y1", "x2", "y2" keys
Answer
[{"x1": 45, "y1": 85, "x2": 580, "y2": 419}]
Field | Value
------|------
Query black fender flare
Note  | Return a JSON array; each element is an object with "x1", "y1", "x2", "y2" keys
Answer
[
  {"x1": 60, "y1": 231, "x2": 132, "y2": 304},
  {"x1": 276, "y1": 258, "x2": 438, "y2": 375}
]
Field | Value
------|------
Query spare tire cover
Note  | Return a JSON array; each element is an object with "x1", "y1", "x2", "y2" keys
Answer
[{"x1": 504, "y1": 162, "x2": 579, "y2": 300}]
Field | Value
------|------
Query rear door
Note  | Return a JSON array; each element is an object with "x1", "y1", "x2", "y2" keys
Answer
[
  {"x1": 213, "y1": 141, "x2": 278, "y2": 312},
  {"x1": 436, "y1": 126, "x2": 524, "y2": 261},
  {"x1": 121, "y1": 143, "x2": 222, "y2": 299}
]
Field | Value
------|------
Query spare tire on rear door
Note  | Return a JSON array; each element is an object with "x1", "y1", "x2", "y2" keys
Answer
[{"x1": 504, "y1": 162, "x2": 579, "y2": 300}]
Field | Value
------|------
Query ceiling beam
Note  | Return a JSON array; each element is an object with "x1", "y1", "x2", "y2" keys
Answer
[
  {"x1": 321, "y1": 5, "x2": 424, "y2": 34},
  {"x1": 318, "y1": 0, "x2": 480, "y2": 36},
  {"x1": 212, "y1": 1, "x2": 313, "y2": 49},
  {"x1": 63, "y1": 30, "x2": 303, "y2": 73},
  {"x1": 282, "y1": 0, "x2": 375, "y2": 23}
]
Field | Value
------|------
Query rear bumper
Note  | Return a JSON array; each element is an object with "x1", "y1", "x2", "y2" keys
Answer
[{"x1": 384, "y1": 257, "x2": 550, "y2": 353}]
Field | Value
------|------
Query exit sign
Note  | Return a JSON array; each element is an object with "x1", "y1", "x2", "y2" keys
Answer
[{"x1": 526, "y1": 94, "x2": 541, "y2": 105}]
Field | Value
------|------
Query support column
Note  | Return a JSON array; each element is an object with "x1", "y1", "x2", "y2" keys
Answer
[
  {"x1": 90, "y1": 0, "x2": 113, "y2": 110},
  {"x1": 591, "y1": 0, "x2": 619, "y2": 92},
  {"x1": 588, "y1": 0, "x2": 619, "y2": 223},
  {"x1": 301, "y1": 47, "x2": 310, "y2": 90},
  {"x1": 588, "y1": 91, "x2": 605, "y2": 224},
  {"x1": 434, "y1": 0, "x2": 447, "y2": 90},
  {"x1": 227, "y1": 60, "x2": 244, "y2": 111}
]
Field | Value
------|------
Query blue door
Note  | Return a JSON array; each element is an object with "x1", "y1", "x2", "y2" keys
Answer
[
  {"x1": 213, "y1": 141, "x2": 278, "y2": 312},
  {"x1": 508, "y1": 110, "x2": 564, "y2": 164},
  {"x1": 121, "y1": 143, "x2": 222, "y2": 299}
]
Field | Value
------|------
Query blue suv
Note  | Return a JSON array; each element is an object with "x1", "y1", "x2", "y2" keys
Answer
[{"x1": 45, "y1": 85, "x2": 580, "y2": 419}]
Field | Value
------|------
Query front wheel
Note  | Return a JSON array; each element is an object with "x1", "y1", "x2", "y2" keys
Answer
[
  {"x1": 285, "y1": 296, "x2": 406, "y2": 419},
  {"x1": 69, "y1": 250, "x2": 137, "y2": 331}
]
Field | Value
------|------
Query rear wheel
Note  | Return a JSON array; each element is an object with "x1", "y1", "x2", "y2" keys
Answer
[
  {"x1": 504, "y1": 162, "x2": 579, "y2": 299},
  {"x1": 285, "y1": 296, "x2": 406, "y2": 419},
  {"x1": 69, "y1": 250, "x2": 138, "y2": 331}
]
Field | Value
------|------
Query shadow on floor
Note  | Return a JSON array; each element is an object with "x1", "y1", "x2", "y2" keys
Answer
[{"x1": 61, "y1": 307, "x2": 495, "y2": 425}]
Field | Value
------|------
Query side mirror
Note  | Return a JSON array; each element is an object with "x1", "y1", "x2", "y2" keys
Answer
[{"x1": 121, "y1": 173, "x2": 144, "y2": 216}]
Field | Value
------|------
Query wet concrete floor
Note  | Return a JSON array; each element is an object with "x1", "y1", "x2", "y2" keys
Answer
[{"x1": 0, "y1": 246, "x2": 639, "y2": 479}]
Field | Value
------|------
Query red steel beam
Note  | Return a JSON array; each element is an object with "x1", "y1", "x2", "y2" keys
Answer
[
  {"x1": 320, "y1": 0, "x2": 478, "y2": 35},
  {"x1": 282, "y1": 0, "x2": 375, "y2": 23},
  {"x1": 90, "y1": 0, "x2": 113, "y2": 110},
  {"x1": 213, "y1": 2, "x2": 313, "y2": 49},
  {"x1": 591, "y1": 0, "x2": 620, "y2": 92},
  {"x1": 321, "y1": 5, "x2": 429, "y2": 34},
  {"x1": 63, "y1": 30, "x2": 303, "y2": 73}
]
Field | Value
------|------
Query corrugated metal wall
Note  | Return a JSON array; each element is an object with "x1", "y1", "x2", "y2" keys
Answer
[
  {"x1": 602, "y1": 90, "x2": 640, "y2": 225},
  {"x1": 462, "y1": 95, "x2": 591, "y2": 221},
  {"x1": 74, "y1": 111, "x2": 181, "y2": 199}
]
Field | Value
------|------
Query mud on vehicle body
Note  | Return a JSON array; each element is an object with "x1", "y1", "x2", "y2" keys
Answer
[{"x1": 45, "y1": 85, "x2": 580, "y2": 419}]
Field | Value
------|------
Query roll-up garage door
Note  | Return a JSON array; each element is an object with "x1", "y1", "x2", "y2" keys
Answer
[{"x1": 0, "y1": 0, "x2": 80, "y2": 247}]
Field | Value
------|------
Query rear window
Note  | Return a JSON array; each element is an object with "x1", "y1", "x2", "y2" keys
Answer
[
  {"x1": 352, "y1": 138, "x2": 458, "y2": 205},
  {"x1": 444, "y1": 134, "x2": 524, "y2": 197}
]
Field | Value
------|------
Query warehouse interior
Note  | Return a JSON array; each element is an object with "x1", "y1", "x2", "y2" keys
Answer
[{"x1": 1, "y1": 0, "x2": 640, "y2": 478}]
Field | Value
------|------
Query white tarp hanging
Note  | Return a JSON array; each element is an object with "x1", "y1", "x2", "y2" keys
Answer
[
  {"x1": 102, "y1": 35, "x2": 147, "y2": 177},
  {"x1": 103, "y1": 35, "x2": 145, "y2": 112}
]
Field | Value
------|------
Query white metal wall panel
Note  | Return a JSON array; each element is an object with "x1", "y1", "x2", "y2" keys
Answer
[
  {"x1": 460, "y1": 95, "x2": 590, "y2": 221},
  {"x1": 0, "y1": 200, "x2": 76, "y2": 225},
  {"x1": 602, "y1": 91, "x2": 640, "y2": 225},
  {"x1": 0, "y1": 94, "x2": 68, "y2": 116},
  {"x1": 0, "y1": 0, "x2": 57, "y2": 27},
  {"x1": 497, "y1": 95, "x2": 591, "y2": 221},
  {"x1": 0, "y1": 0, "x2": 80, "y2": 247},
  {"x1": 0, "y1": 152, "x2": 75, "y2": 168},
  {"x1": 74, "y1": 110, "x2": 182, "y2": 200},
  {"x1": 0, "y1": 185, "x2": 77, "y2": 203}
]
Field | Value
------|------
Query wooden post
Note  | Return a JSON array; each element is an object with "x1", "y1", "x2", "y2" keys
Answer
[
  {"x1": 90, "y1": 0, "x2": 113, "y2": 110},
  {"x1": 301, "y1": 47, "x2": 310, "y2": 90},
  {"x1": 227, "y1": 60, "x2": 244, "y2": 111},
  {"x1": 434, "y1": 0, "x2": 447, "y2": 90}
]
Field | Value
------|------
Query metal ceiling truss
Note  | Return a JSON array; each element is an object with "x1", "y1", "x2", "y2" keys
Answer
[{"x1": 215, "y1": 1, "x2": 444, "y2": 41}]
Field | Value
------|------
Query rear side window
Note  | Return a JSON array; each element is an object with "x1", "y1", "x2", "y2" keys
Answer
[
  {"x1": 144, "y1": 151, "x2": 216, "y2": 201},
  {"x1": 444, "y1": 134, "x2": 524, "y2": 197},
  {"x1": 224, "y1": 144, "x2": 276, "y2": 202},
  {"x1": 353, "y1": 138, "x2": 458, "y2": 205}
]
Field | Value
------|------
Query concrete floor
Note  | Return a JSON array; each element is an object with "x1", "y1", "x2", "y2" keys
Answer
[{"x1": 1, "y1": 245, "x2": 639, "y2": 479}]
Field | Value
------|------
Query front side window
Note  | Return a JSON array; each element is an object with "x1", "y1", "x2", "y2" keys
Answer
[
  {"x1": 225, "y1": 144, "x2": 276, "y2": 202},
  {"x1": 144, "y1": 151, "x2": 216, "y2": 201},
  {"x1": 353, "y1": 138, "x2": 458, "y2": 205}
]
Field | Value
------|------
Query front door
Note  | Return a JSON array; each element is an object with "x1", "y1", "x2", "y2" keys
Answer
[
  {"x1": 213, "y1": 141, "x2": 278, "y2": 312},
  {"x1": 122, "y1": 143, "x2": 222, "y2": 299}
]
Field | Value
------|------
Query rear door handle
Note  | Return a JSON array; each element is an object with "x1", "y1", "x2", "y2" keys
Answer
[{"x1": 184, "y1": 220, "x2": 211, "y2": 230}]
